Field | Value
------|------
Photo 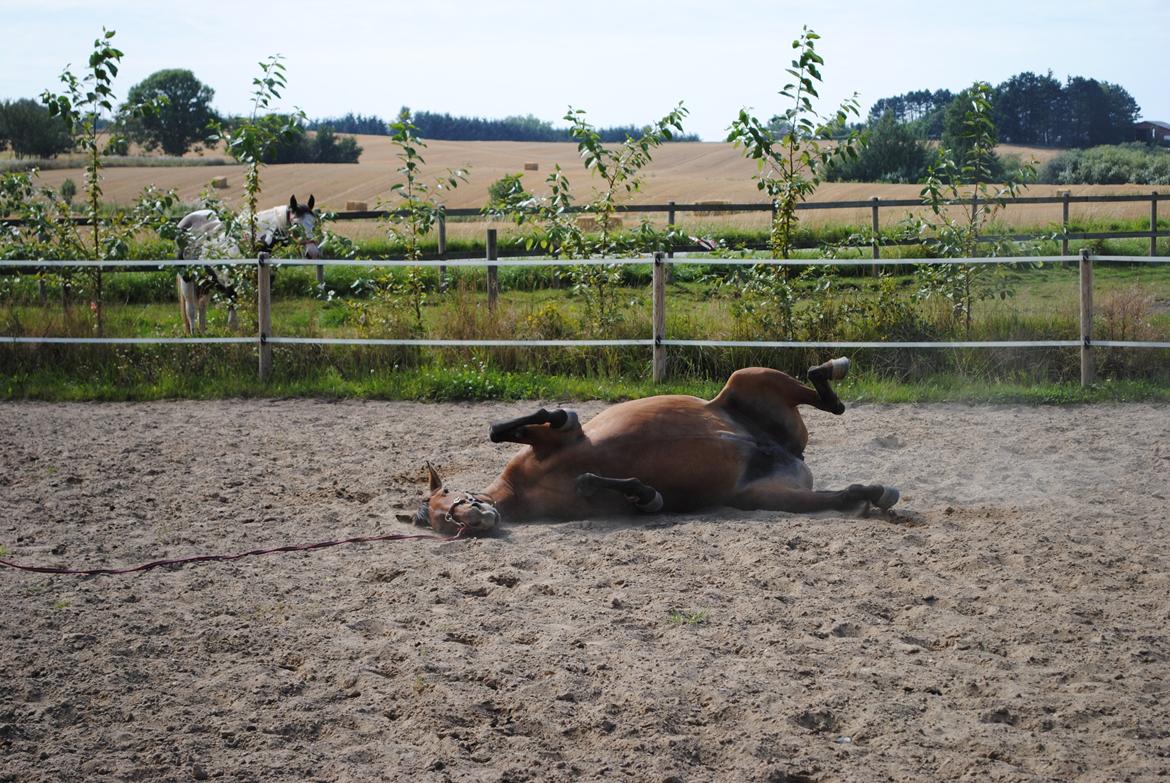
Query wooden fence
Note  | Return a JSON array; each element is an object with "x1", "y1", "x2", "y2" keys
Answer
[
  {"x1": 6, "y1": 247, "x2": 1168, "y2": 387},
  {"x1": 3, "y1": 192, "x2": 1167, "y2": 259},
  {"x1": 326, "y1": 191, "x2": 1169, "y2": 259}
]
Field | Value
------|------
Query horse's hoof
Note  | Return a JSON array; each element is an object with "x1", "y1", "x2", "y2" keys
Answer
[
  {"x1": 809, "y1": 357, "x2": 850, "y2": 382},
  {"x1": 575, "y1": 473, "x2": 600, "y2": 497},
  {"x1": 634, "y1": 491, "x2": 664, "y2": 513},
  {"x1": 876, "y1": 485, "x2": 900, "y2": 510},
  {"x1": 553, "y1": 410, "x2": 579, "y2": 431}
]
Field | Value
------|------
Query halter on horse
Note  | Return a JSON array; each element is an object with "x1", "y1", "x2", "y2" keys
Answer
[
  {"x1": 414, "y1": 361, "x2": 900, "y2": 535},
  {"x1": 175, "y1": 195, "x2": 320, "y2": 333}
]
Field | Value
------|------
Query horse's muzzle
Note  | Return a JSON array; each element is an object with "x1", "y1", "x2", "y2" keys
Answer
[
  {"x1": 458, "y1": 505, "x2": 500, "y2": 534},
  {"x1": 445, "y1": 494, "x2": 500, "y2": 535}
]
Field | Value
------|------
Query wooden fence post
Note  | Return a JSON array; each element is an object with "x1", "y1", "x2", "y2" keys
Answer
[
  {"x1": 486, "y1": 228, "x2": 498, "y2": 312},
  {"x1": 1079, "y1": 247, "x2": 1094, "y2": 386},
  {"x1": 1152, "y1": 192, "x2": 1159, "y2": 257},
  {"x1": 666, "y1": 200, "x2": 676, "y2": 283},
  {"x1": 438, "y1": 213, "x2": 448, "y2": 291},
  {"x1": 667, "y1": 201, "x2": 677, "y2": 253},
  {"x1": 257, "y1": 252, "x2": 272, "y2": 382},
  {"x1": 652, "y1": 251, "x2": 666, "y2": 384},
  {"x1": 1061, "y1": 191, "x2": 1070, "y2": 256},
  {"x1": 870, "y1": 197, "x2": 881, "y2": 276}
]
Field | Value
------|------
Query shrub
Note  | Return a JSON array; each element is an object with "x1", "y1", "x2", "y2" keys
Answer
[
  {"x1": 1040, "y1": 143, "x2": 1170, "y2": 185},
  {"x1": 487, "y1": 173, "x2": 529, "y2": 210},
  {"x1": 59, "y1": 178, "x2": 77, "y2": 205},
  {"x1": 103, "y1": 135, "x2": 130, "y2": 156}
]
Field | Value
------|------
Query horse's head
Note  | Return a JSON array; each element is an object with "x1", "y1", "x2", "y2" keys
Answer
[
  {"x1": 413, "y1": 463, "x2": 500, "y2": 536},
  {"x1": 288, "y1": 194, "x2": 320, "y2": 260}
]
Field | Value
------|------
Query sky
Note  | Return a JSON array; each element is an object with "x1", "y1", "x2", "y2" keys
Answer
[{"x1": 2, "y1": 0, "x2": 1167, "y2": 141}]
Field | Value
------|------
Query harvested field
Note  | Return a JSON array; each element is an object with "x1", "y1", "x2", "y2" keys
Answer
[
  {"x1": 2, "y1": 398, "x2": 1169, "y2": 781},
  {"x1": 24, "y1": 137, "x2": 1164, "y2": 233}
]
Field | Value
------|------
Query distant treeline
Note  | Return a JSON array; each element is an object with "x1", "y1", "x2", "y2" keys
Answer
[
  {"x1": 308, "y1": 110, "x2": 702, "y2": 143},
  {"x1": 867, "y1": 71, "x2": 1143, "y2": 148},
  {"x1": 829, "y1": 72, "x2": 1157, "y2": 185}
]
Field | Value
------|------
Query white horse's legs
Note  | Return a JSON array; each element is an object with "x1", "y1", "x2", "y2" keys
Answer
[{"x1": 177, "y1": 275, "x2": 198, "y2": 335}]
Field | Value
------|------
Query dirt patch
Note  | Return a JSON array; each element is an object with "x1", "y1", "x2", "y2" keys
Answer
[{"x1": 2, "y1": 399, "x2": 1169, "y2": 781}]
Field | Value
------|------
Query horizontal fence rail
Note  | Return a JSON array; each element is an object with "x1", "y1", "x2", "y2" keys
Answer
[
  {"x1": 8, "y1": 192, "x2": 1167, "y2": 223},
  {"x1": 2, "y1": 250, "x2": 1169, "y2": 386}
]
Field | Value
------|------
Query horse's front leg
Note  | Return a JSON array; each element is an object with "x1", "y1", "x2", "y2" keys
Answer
[
  {"x1": 575, "y1": 473, "x2": 664, "y2": 512},
  {"x1": 490, "y1": 408, "x2": 580, "y2": 444},
  {"x1": 197, "y1": 292, "x2": 209, "y2": 332}
]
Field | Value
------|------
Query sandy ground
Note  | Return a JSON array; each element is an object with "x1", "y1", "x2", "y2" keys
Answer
[{"x1": 1, "y1": 398, "x2": 1168, "y2": 782}]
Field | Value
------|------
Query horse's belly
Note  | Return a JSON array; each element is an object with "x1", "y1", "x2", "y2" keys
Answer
[{"x1": 516, "y1": 430, "x2": 749, "y2": 515}]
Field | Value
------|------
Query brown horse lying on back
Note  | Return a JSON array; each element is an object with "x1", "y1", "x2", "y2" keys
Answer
[{"x1": 416, "y1": 360, "x2": 899, "y2": 534}]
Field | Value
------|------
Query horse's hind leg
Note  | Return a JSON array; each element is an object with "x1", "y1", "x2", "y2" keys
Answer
[
  {"x1": 575, "y1": 473, "x2": 664, "y2": 512},
  {"x1": 177, "y1": 274, "x2": 197, "y2": 335},
  {"x1": 712, "y1": 365, "x2": 847, "y2": 457},
  {"x1": 806, "y1": 357, "x2": 850, "y2": 415},
  {"x1": 735, "y1": 478, "x2": 899, "y2": 515},
  {"x1": 490, "y1": 408, "x2": 581, "y2": 444}
]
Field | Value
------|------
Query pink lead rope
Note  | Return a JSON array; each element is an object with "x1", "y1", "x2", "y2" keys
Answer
[{"x1": 0, "y1": 528, "x2": 466, "y2": 576}]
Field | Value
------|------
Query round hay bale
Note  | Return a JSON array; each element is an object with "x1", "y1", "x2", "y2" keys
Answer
[
  {"x1": 345, "y1": 201, "x2": 368, "y2": 211},
  {"x1": 577, "y1": 216, "x2": 623, "y2": 232},
  {"x1": 523, "y1": 162, "x2": 539, "y2": 171},
  {"x1": 210, "y1": 176, "x2": 229, "y2": 190}
]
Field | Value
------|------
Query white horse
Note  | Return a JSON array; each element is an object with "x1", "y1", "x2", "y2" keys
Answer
[{"x1": 175, "y1": 195, "x2": 320, "y2": 334}]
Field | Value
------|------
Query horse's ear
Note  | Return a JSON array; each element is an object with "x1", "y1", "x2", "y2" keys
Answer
[
  {"x1": 307, "y1": 194, "x2": 315, "y2": 211},
  {"x1": 289, "y1": 195, "x2": 299, "y2": 211},
  {"x1": 425, "y1": 461, "x2": 443, "y2": 492}
]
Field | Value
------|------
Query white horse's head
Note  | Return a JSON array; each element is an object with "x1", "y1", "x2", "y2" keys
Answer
[{"x1": 287, "y1": 194, "x2": 320, "y2": 259}]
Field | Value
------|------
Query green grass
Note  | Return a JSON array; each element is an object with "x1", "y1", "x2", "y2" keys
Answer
[
  {"x1": 4, "y1": 355, "x2": 1168, "y2": 404},
  {"x1": 668, "y1": 608, "x2": 711, "y2": 626}
]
